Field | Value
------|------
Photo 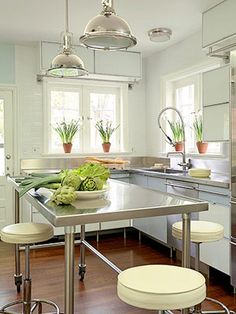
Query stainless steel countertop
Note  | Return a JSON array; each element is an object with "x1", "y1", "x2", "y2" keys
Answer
[
  {"x1": 9, "y1": 178, "x2": 208, "y2": 228},
  {"x1": 129, "y1": 168, "x2": 230, "y2": 189}
]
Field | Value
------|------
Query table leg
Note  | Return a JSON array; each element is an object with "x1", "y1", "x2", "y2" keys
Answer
[
  {"x1": 182, "y1": 213, "x2": 191, "y2": 314},
  {"x1": 79, "y1": 225, "x2": 86, "y2": 281},
  {"x1": 64, "y1": 226, "x2": 75, "y2": 314},
  {"x1": 14, "y1": 189, "x2": 22, "y2": 292},
  {"x1": 182, "y1": 212, "x2": 191, "y2": 268}
]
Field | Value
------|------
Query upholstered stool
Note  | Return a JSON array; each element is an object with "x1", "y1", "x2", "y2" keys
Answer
[
  {"x1": 172, "y1": 220, "x2": 230, "y2": 314},
  {"x1": 117, "y1": 264, "x2": 206, "y2": 311},
  {"x1": 0, "y1": 223, "x2": 60, "y2": 314}
]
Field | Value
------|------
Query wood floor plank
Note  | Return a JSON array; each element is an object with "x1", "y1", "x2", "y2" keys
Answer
[{"x1": 0, "y1": 231, "x2": 236, "y2": 314}]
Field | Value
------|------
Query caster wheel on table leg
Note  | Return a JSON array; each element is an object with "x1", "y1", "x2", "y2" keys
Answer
[{"x1": 79, "y1": 265, "x2": 86, "y2": 281}]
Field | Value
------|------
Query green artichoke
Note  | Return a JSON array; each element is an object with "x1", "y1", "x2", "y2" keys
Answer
[
  {"x1": 51, "y1": 185, "x2": 76, "y2": 205},
  {"x1": 62, "y1": 171, "x2": 82, "y2": 190},
  {"x1": 80, "y1": 177, "x2": 97, "y2": 191}
]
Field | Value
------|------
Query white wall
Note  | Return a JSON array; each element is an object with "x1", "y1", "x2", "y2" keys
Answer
[
  {"x1": 145, "y1": 31, "x2": 212, "y2": 156},
  {"x1": 14, "y1": 45, "x2": 147, "y2": 159}
]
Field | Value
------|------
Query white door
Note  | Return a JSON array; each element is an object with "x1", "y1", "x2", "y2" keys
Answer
[{"x1": 0, "y1": 90, "x2": 14, "y2": 229}]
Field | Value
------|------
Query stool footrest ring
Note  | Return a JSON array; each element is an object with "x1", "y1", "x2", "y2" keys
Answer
[{"x1": 0, "y1": 298, "x2": 60, "y2": 314}]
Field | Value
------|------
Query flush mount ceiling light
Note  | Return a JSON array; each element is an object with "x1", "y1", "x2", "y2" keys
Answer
[
  {"x1": 80, "y1": 0, "x2": 137, "y2": 51},
  {"x1": 148, "y1": 27, "x2": 172, "y2": 43},
  {"x1": 47, "y1": 0, "x2": 88, "y2": 78}
]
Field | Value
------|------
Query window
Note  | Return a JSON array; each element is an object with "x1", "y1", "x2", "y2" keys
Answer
[
  {"x1": 43, "y1": 79, "x2": 128, "y2": 154},
  {"x1": 164, "y1": 73, "x2": 221, "y2": 154}
]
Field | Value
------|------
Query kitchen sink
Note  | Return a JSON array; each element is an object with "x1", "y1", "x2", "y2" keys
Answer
[{"x1": 141, "y1": 168, "x2": 186, "y2": 174}]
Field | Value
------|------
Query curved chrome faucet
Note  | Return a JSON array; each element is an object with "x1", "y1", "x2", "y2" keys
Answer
[{"x1": 158, "y1": 106, "x2": 191, "y2": 171}]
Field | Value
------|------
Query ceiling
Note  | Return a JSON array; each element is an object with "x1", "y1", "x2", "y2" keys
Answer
[{"x1": 0, "y1": 0, "x2": 222, "y2": 56}]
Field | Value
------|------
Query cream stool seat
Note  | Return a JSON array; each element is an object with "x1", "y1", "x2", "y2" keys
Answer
[
  {"x1": 171, "y1": 220, "x2": 231, "y2": 314},
  {"x1": 117, "y1": 265, "x2": 206, "y2": 310},
  {"x1": 1, "y1": 222, "x2": 54, "y2": 244},
  {"x1": 172, "y1": 220, "x2": 224, "y2": 243},
  {"x1": 0, "y1": 223, "x2": 60, "y2": 314}
]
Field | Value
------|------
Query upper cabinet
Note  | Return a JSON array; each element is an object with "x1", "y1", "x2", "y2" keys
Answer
[
  {"x1": 38, "y1": 41, "x2": 142, "y2": 81},
  {"x1": 202, "y1": 65, "x2": 231, "y2": 142},
  {"x1": 94, "y1": 50, "x2": 142, "y2": 79},
  {"x1": 202, "y1": 0, "x2": 236, "y2": 51},
  {"x1": 202, "y1": 65, "x2": 230, "y2": 106}
]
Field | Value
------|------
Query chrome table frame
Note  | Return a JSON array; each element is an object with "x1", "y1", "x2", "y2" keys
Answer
[{"x1": 10, "y1": 178, "x2": 208, "y2": 314}]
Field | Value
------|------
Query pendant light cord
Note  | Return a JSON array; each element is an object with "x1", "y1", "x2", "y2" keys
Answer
[{"x1": 65, "y1": 0, "x2": 69, "y2": 33}]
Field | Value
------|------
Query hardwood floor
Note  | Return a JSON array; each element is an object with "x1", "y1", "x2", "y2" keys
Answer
[{"x1": 0, "y1": 230, "x2": 236, "y2": 314}]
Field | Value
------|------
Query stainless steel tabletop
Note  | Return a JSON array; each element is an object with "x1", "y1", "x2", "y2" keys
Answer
[
  {"x1": 9, "y1": 178, "x2": 208, "y2": 227},
  {"x1": 8, "y1": 176, "x2": 208, "y2": 314}
]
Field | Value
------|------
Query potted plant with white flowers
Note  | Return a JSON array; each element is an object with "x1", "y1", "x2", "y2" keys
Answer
[
  {"x1": 53, "y1": 119, "x2": 80, "y2": 153},
  {"x1": 193, "y1": 115, "x2": 208, "y2": 154},
  {"x1": 167, "y1": 119, "x2": 184, "y2": 151},
  {"x1": 95, "y1": 120, "x2": 119, "y2": 153}
]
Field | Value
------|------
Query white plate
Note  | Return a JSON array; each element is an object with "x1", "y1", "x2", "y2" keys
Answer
[{"x1": 75, "y1": 186, "x2": 109, "y2": 200}]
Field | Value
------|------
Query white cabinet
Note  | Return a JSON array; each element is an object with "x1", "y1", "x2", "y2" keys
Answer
[
  {"x1": 94, "y1": 50, "x2": 141, "y2": 79},
  {"x1": 198, "y1": 184, "x2": 230, "y2": 275},
  {"x1": 130, "y1": 174, "x2": 148, "y2": 187},
  {"x1": 203, "y1": 103, "x2": 229, "y2": 142},
  {"x1": 40, "y1": 41, "x2": 94, "y2": 73},
  {"x1": 202, "y1": 66, "x2": 230, "y2": 142},
  {"x1": 202, "y1": 0, "x2": 236, "y2": 49},
  {"x1": 203, "y1": 66, "x2": 230, "y2": 106},
  {"x1": 132, "y1": 175, "x2": 168, "y2": 244},
  {"x1": 147, "y1": 177, "x2": 166, "y2": 193}
]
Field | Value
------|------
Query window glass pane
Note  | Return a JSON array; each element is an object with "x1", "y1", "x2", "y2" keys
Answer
[
  {"x1": 166, "y1": 74, "x2": 221, "y2": 155},
  {"x1": 50, "y1": 91, "x2": 80, "y2": 152},
  {"x1": 176, "y1": 84, "x2": 195, "y2": 152},
  {"x1": 0, "y1": 99, "x2": 4, "y2": 175},
  {"x1": 89, "y1": 92, "x2": 119, "y2": 150}
]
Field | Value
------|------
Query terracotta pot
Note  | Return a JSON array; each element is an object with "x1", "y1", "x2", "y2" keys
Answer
[
  {"x1": 102, "y1": 142, "x2": 111, "y2": 153},
  {"x1": 63, "y1": 143, "x2": 72, "y2": 153},
  {"x1": 196, "y1": 141, "x2": 208, "y2": 154},
  {"x1": 175, "y1": 142, "x2": 183, "y2": 152}
]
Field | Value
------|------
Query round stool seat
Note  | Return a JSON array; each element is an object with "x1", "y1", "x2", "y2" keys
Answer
[
  {"x1": 1, "y1": 223, "x2": 54, "y2": 244},
  {"x1": 172, "y1": 221, "x2": 224, "y2": 243},
  {"x1": 117, "y1": 265, "x2": 206, "y2": 310}
]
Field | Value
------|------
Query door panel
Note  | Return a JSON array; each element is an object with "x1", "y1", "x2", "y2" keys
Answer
[{"x1": 0, "y1": 91, "x2": 14, "y2": 229}]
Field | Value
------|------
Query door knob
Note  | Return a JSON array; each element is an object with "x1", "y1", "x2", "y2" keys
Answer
[{"x1": 6, "y1": 154, "x2": 11, "y2": 160}]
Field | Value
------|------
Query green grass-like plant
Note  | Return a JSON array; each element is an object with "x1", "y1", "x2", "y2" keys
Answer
[
  {"x1": 193, "y1": 116, "x2": 203, "y2": 142},
  {"x1": 167, "y1": 120, "x2": 184, "y2": 143},
  {"x1": 53, "y1": 119, "x2": 80, "y2": 144},
  {"x1": 95, "y1": 120, "x2": 119, "y2": 143}
]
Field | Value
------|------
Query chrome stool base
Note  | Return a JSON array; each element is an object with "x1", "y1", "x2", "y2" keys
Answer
[{"x1": 0, "y1": 299, "x2": 60, "y2": 314}]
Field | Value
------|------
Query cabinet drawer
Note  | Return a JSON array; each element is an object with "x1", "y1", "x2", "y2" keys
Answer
[
  {"x1": 147, "y1": 177, "x2": 166, "y2": 192},
  {"x1": 133, "y1": 216, "x2": 167, "y2": 244},
  {"x1": 130, "y1": 174, "x2": 148, "y2": 187},
  {"x1": 200, "y1": 237, "x2": 230, "y2": 275},
  {"x1": 199, "y1": 203, "x2": 230, "y2": 239},
  {"x1": 198, "y1": 184, "x2": 230, "y2": 206}
]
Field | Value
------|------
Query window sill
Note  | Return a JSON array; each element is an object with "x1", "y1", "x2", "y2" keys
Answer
[
  {"x1": 41, "y1": 151, "x2": 134, "y2": 158},
  {"x1": 159, "y1": 152, "x2": 227, "y2": 159}
]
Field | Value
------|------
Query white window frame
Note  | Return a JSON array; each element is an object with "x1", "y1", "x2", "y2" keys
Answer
[
  {"x1": 160, "y1": 60, "x2": 226, "y2": 158},
  {"x1": 43, "y1": 78, "x2": 129, "y2": 155}
]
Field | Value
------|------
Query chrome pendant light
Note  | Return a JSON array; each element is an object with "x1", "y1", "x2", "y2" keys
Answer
[
  {"x1": 80, "y1": 0, "x2": 137, "y2": 51},
  {"x1": 47, "y1": 0, "x2": 88, "y2": 77}
]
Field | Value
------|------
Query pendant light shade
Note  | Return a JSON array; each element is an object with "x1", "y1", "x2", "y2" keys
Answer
[
  {"x1": 47, "y1": 0, "x2": 88, "y2": 77},
  {"x1": 80, "y1": 0, "x2": 137, "y2": 51}
]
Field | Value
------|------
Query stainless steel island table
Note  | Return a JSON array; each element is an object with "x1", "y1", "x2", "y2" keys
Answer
[{"x1": 9, "y1": 178, "x2": 208, "y2": 314}]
